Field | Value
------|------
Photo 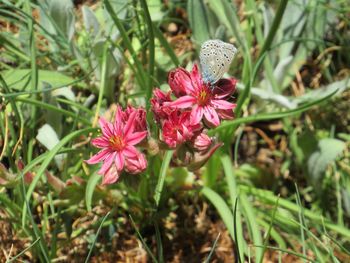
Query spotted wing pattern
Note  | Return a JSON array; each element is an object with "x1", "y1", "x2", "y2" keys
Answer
[{"x1": 199, "y1": 39, "x2": 237, "y2": 85}]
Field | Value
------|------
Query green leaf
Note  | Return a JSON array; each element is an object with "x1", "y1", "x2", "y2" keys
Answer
[
  {"x1": 82, "y1": 5, "x2": 100, "y2": 38},
  {"x1": 47, "y1": 0, "x2": 75, "y2": 40},
  {"x1": 148, "y1": 0, "x2": 164, "y2": 21},
  {"x1": 187, "y1": 0, "x2": 211, "y2": 44},
  {"x1": 307, "y1": 138, "x2": 346, "y2": 185},
  {"x1": 85, "y1": 173, "x2": 102, "y2": 212},
  {"x1": 201, "y1": 187, "x2": 234, "y2": 238},
  {"x1": 207, "y1": 0, "x2": 246, "y2": 48},
  {"x1": 1, "y1": 69, "x2": 85, "y2": 90}
]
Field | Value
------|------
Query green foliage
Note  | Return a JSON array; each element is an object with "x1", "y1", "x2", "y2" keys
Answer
[
  {"x1": 0, "y1": 0, "x2": 349, "y2": 261},
  {"x1": 308, "y1": 138, "x2": 346, "y2": 187}
]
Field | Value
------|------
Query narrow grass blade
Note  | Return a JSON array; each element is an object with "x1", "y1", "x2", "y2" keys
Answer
[
  {"x1": 325, "y1": 234, "x2": 350, "y2": 256},
  {"x1": 7, "y1": 237, "x2": 41, "y2": 263},
  {"x1": 240, "y1": 193, "x2": 263, "y2": 262},
  {"x1": 20, "y1": 169, "x2": 50, "y2": 261},
  {"x1": 92, "y1": 43, "x2": 108, "y2": 127},
  {"x1": 154, "y1": 221, "x2": 164, "y2": 263},
  {"x1": 258, "y1": 0, "x2": 288, "y2": 60},
  {"x1": 233, "y1": 198, "x2": 241, "y2": 263},
  {"x1": 253, "y1": 245, "x2": 316, "y2": 263},
  {"x1": 104, "y1": 0, "x2": 146, "y2": 85},
  {"x1": 213, "y1": 88, "x2": 337, "y2": 134},
  {"x1": 256, "y1": 218, "x2": 286, "y2": 249},
  {"x1": 153, "y1": 25, "x2": 179, "y2": 67},
  {"x1": 140, "y1": 0, "x2": 155, "y2": 102},
  {"x1": 240, "y1": 185, "x2": 350, "y2": 238},
  {"x1": 295, "y1": 185, "x2": 307, "y2": 262},
  {"x1": 129, "y1": 215, "x2": 158, "y2": 263},
  {"x1": 259, "y1": 196, "x2": 280, "y2": 263},
  {"x1": 204, "y1": 233, "x2": 221, "y2": 263},
  {"x1": 84, "y1": 211, "x2": 111, "y2": 263},
  {"x1": 221, "y1": 155, "x2": 245, "y2": 261},
  {"x1": 15, "y1": 97, "x2": 91, "y2": 125}
]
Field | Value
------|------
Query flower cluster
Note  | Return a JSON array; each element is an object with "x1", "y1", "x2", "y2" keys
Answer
[
  {"x1": 86, "y1": 106, "x2": 148, "y2": 185},
  {"x1": 87, "y1": 64, "x2": 237, "y2": 184},
  {"x1": 151, "y1": 64, "x2": 236, "y2": 168}
]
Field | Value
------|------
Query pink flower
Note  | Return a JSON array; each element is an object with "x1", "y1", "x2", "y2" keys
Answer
[
  {"x1": 168, "y1": 64, "x2": 236, "y2": 127},
  {"x1": 86, "y1": 106, "x2": 148, "y2": 185},
  {"x1": 123, "y1": 105, "x2": 147, "y2": 132},
  {"x1": 150, "y1": 88, "x2": 173, "y2": 123},
  {"x1": 193, "y1": 133, "x2": 212, "y2": 152},
  {"x1": 162, "y1": 111, "x2": 201, "y2": 148}
]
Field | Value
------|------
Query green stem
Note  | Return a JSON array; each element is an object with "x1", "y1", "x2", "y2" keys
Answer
[
  {"x1": 154, "y1": 150, "x2": 173, "y2": 207},
  {"x1": 140, "y1": 0, "x2": 155, "y2": 103}
]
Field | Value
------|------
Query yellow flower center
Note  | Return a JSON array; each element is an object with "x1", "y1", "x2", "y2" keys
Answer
[
  {"x1": 109, "y1": 135, "x2": 125, "y2": 151},
  {"x1": 197, "y1": 89, "x2": 210, "y2": 105}
]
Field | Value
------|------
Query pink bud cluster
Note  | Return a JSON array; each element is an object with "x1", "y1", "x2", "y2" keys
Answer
[{"x1": 87, "y1": 64, "x2": 237, "y2": 184}]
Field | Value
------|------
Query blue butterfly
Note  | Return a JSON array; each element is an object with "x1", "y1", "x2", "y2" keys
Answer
[{"x1": 199, "y1": 39, "x2": 237, "y2": 85}]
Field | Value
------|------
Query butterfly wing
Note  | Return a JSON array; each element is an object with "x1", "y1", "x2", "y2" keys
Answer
[{"x1": 200, "y1": 40, "x2": 237, "y2": 85}]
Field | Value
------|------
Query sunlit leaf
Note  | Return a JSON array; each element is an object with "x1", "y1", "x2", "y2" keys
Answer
[{"x1": 36, "y1": 124, "x2": 67, "y2": 170}]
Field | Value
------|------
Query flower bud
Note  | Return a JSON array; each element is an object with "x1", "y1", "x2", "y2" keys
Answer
[
  {"x1": 150, "y1": 88, "x2": 173, "y2": 123},
  {"x1": 125, "y1": 153, "x2": 147, "y2": 174},
  {"x1": 168, "y1": 68, "x2": 192, "y2": 97},
  {"x1": 188, "y1": 143, "x2": 222, "y2": 171},
  {"x1": 193, "y1": 133, "x2": 212, "y2": 152}
]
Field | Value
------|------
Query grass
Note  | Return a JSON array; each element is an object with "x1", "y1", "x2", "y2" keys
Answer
[{"x1": 0, "y1": 0, "x2": 350, "y2": 261}]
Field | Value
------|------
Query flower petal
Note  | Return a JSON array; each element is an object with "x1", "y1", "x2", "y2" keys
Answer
[
  {"x1": 217, "y1": 109, "x2": 235, "y2": 120},
  {"x1": 176, "y1": 130, "x2": 184, "y2": 143},
  {"x1": 190, "y1": 105, "x2": 203, "y2": 124},
  {"x1": 203, "y1": 106, "x2": 220, "y2": 126},
  {"x1": 86, "y1": 149, "x2": 110, "y2": 164},
  {"x1": 102, "y1": 164, "x2": 119, "y2": 185},
  {"x1": 123, "y1": 110, "x2": 137, "y2": 137},
  {"x1": 98, "y1": 152, "x2": 116, "y2": 175},
  {"x1": 125, "y1": 131, "x2": 147, "y2": 146},
  {"x1": 211, "y1": 99, "x2": 236, "y2": 110},
  {"x1": 99, "y1": 117, "x2": 114, "y2": 137},
  {"x1": 213, "y1": 78, "x2": 237, "y2": 99},
  {"x1": 190, "y1": 64, "x2": 204, "y2": 91},
  {"x1": 91, "y1": 137, "x2": 109, "y2": 148},
  {"x1": 123, "y1": 145, "x2": 139, "y2": 158},
  {"x1": 113, "y1": 106, "x2": 124, "y2": 134},
  {"x1": 115, "y1": 152, "x2": 125, "y2": 171},
  {"x1": 168, "y1": 95, "x2": 196, "y2": 109}
]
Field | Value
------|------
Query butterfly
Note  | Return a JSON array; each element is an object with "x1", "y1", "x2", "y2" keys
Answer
[{"x1": 199, "y1": 39, "x2": 237, "y2": 85}]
